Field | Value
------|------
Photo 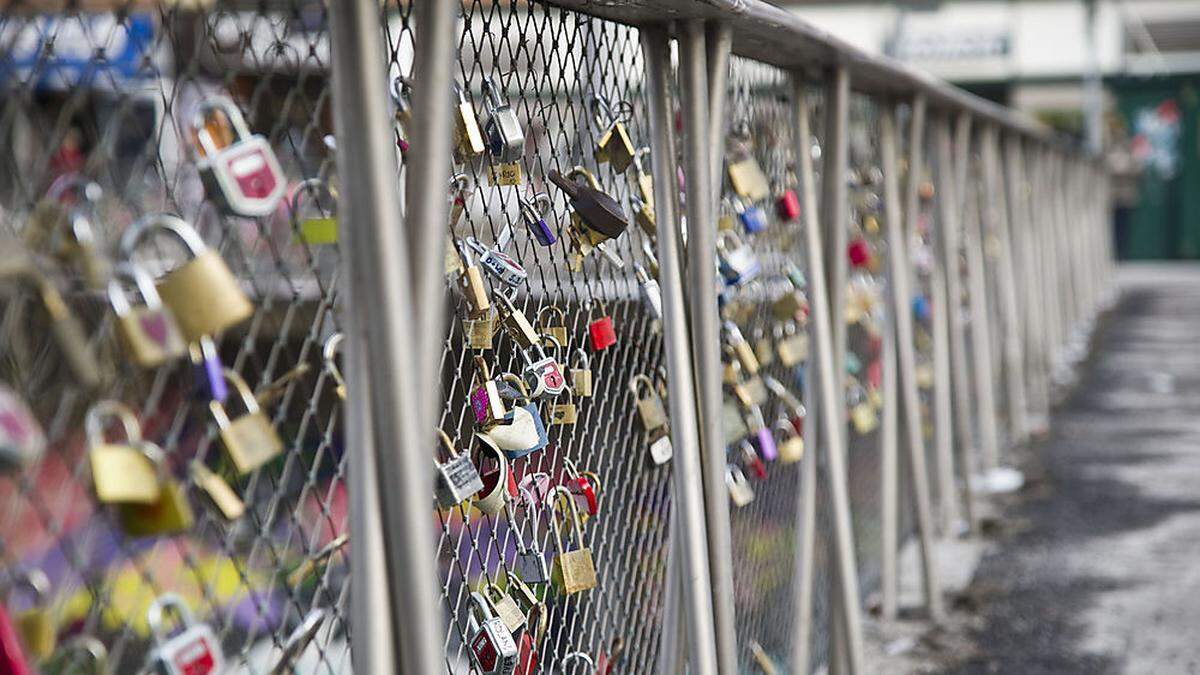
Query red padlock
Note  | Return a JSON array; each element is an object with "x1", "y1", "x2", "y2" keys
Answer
[
  {"x1": 563, "y1": 459, "x2": 600, "y2": 518},
  {"x1": 587, "y1": 302, "x2": 617, "y2": 351},
  {"x1": 848, "y1": 237, "x2": 870, "y2": 268},
  {"x1": 192, "y1": 98, "x2": 286, "y2": 217},
  {"x1": 516, "y1": 631, "x2": 537, "y2": 675},
  {"x1": 0, "y1": 603, "x2": 31, "y2": 675},
  {"x1": 775, "y1": 188, "x2": 801, "y2": 221},
  {"x1": 741, "y1": 440, "x2": 767, "y2": 481}
]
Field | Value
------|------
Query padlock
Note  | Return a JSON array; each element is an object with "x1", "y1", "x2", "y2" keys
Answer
[
  {"x1": 723, "y1": 400, "x2": 749, "y2": 445},
  {"x1": 109, "y1": 262, "x2": 187, "y2": 368},
  {"x1": 848, "y1": 236, "x2": 871, "y2": 269},
  {"x1": 189, "y1": 336, "x2": 228, "y2": 403},
  {"x1": 740, "y1": 439, "x2": 767, "y2": 480},
  {"x1": 290, "y1": 178, "x2": 339, "y2": 245},
  {"x1": 209, "y1": 369, "x2": 284, "y2": 474},
  {"x1": 591, "y1": 95, "x2": 636, "y2": 173},
  {"x1": 322, "y1": 332, "x2": 348, "y2": 400},
  {"x1": 28, "y1": 175, "x2": 110, "y2": 290},
  {"x1": 750, "y1": 639, "x2": 780, "y2": 675},
  {"x1": 586, "y1": 301, "x2": 617, "y2": 352},
  {"x1": 488, "y1": 162, "x2": 523, "y2": 187},
  {"x1": 562, "y1": 652, "x2": 597, "y2": 672},
  {"x1": 548, "y1": 387, "x2": 577, "y2": 426},
  {"x1": 507, "y1": 503, "x2": 549, "y2": 584},
  {"x1": 776, "y1": 187, "x2": 801, "y2": 221},
  {"x1": 467, "y1": 591, "x2": 519, "y2": 675},
  {"x1": 726, "y1": 464, "x2": 755, "y2": 507},
  {"x1": 190, "y1": 462, "x2": 245, "y2": 520},
  {"x1": 648, "y1": 427, "x2": 673, "y2": 465},
  {"x1": 563, "y1": 459, "x2": 601, "y2": 519},
  {"x1": 471, "y1": 357, "x2": 508, "y2": 429},
  {"x1": 463, "y1": 308, "x2": 499, "y2": 351},
  {"x1": 495, "y1": 289, "x2": 541, "y2": 350},
  {"x1": 0, "y1": 258, "x2": 101, "y2": 389},
  {"x1": 519, "y1": 193, "x2": 556, "y2": 247},
  {"x1": 483, "y1": 582, "x2": 527, "y2": 635},
  {"x1": 635, "y1": 264, "x2": 663, "y2": 323},
  {"x1": 772, "y1": 285, "x2": 808, "y2": 322},
  {"x1": 776, "y1": 323, "x2": 809, "y2": 367},
  {"x1": 632, "y1": 196, "x2": 656, "y2": 239},
  {"x1": 764, "y1": 375, "x2": 806, "y2": 434},
  {"x1": 487, "y1": 375, "x2": 548, "y2": 459},
  {"x1": 190, "y1": 97, "x2": 285, "y2": 216},
  {"x1": 548, "y1": 167, "x2": 629, "y2": 240},
  {"x1": 723, "y1": 321, "x2": 760, "y2": 375},
  {"x1": 716, "y1": 230, "x2": 760, "y2": 286},
  {"x1": 119, "y1": 213, "x2": 254, "y2": 343},
  {"x1": 548, "y1": 486, "x2": 597, "y2": 595},
  {"x1": 85, "y1": 400, "x2": 160, "y2": 505},
  {"x1": 448, "y1": 173, "x2": 473, "y2": 230},
  {"x1": 435, "y1": 429, "x2": 484, "y2": 510},
  {"x1": 482, "y1": 76, "x2": 525, "y2": 164},
  {"x1": 466, "y1": 225, "x2": 527, "y2": 288},
  {"x1": 45, "y1": 635, "x2": 107, "y2": 675},
  {"x1": 391, "y1": 74, "x2": 413, "y2": 128},
  {"x1": 473, "y1": 435, "x2": 511, "y2": 516},
  {"x1": 0, "y1": 385, "x2": 46, "y2": 470},
  {"x1": 520, "y1": 342, "x2": 566, "y2": 399},
  {"x1": 569, "y1": 349, "x2": 593, "y2": 398},
  {"x1": 752, "y1": 328, "x2": 775, "y2": 367},
  {"x1": 775, "y1": 418, "x2": 804, "y2": 464},
  {"x1": 9, "y1": 570, "x2": 53, "y2": 660},
  {"x1": 452, "y1": 82, "x2": 487, "y2": 161},
  {"x1": 745, "y1": 406, "x2": 777, "y2": 462},
  {"x1": 145, "y1": 593, "x2": 224, "y2": 675},
  {"x1": 630, "y1": 374, "x2": 667, "y2": 432},
  {"x1": 115, "y1": 440, "x2": 194, "y2": 537},
  {"x1": 727, "y1": 156, "x2": 770, "y2": 201},
  {"x1": 534, "y1": 305, "x2": 568, "y2": 348},
  {"x1": 732, "y1": 196, "x2": 768, "y2": 234}
]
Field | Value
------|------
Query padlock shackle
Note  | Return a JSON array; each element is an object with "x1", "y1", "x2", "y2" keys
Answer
[
  {"x1": 570, "y1": 347, "x2": 590, "y2": 370},
  {"x1": 119, "y1": 213, "x2": 208, "y2": 260},
  {"x1": 498, "y1": 372, "x2": 530, "y2": 404},
  {"x1": 564, "y1": 166, "x2": 600, "y2": 190},
  {"x1": 448, "y1": 172, "x2": 473, "y2": 198},
  {"x1": 480, "y1": 76, "x2": 507, "y2": 112},
  {"x1": 45, "y1": 172, "x2": 102, "y2": 206},
  {"x1": 322, "y1": 332, "x2": 348, "y2": 396},
  {"x1": 6, "y1": 568, "x2": 49, "y2": 603},
  {"x1": 584, "y1": 298, "x2": 608, "y2": 322},
  {"x1": 208, "y1": 368, "x2": 262, "y2": 430},
  {"x1": 107, "y1": 262, "x2": 164, "y2": 316},
  {"x1": 628, "y1": 373, "x2": 655, "y2": 399},
  {"x1": 562, "y1": 651, "x2": 596, "y2": 668},
  {"x1": 547, "y1": 485, "x2": 586, "y2": 554},
  {"x1": 192, "y1": 97, "x2": 254, "y2": 159},
  {"x1": 147, "y1": 592, "x2": 198, "y2": 643},
  {"x1": 58, "y1": 635, "x2": 108, "y2": 672},
  {"x1": 390, "y1": 74, "x2": 412, "y2": 110},
  {"x1": 289, "y1": 177, "x2": 337, "y2": 224},
  {"x1": 435, "y1": 428, "x2": 459, "y2": 462},
  {"x1": 85, "y1": 400, "x2": 143, "y2": 447},
  {"x1": 534, "y1": 305, "x2": 565, "y2": 333}
]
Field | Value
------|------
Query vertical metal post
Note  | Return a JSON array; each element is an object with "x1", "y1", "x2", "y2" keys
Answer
[
  {"x1": 937, "y1": 114, "x2": 978, "y2": 529},
  {"x1": 329, "y1": 0, "x2": 445, "y2": 671},
  {"x1": 678, "y1": 21, "x2": 739, "y2": 674},
  {"x1": 706, "y1": 22, "x2": 733, "y2": 199},
  {"x1": 982, "y1": 126, "x2": 1029, "y2": 445},
  {"x1": 881, "y1": 99, "x2": 943, "y2": 620},
  {"x1": 879, "y1": 291, "x2": 899, "y2": 619},
  {"x1": 642, "y1": 24, "x2": 721, "y2": 675},
  {"x1": 792, "y1": 351, "x2": 820, "y2": 673},
  {"x1": 793, "y1": 72, "x2": 866, "y2": 674}
]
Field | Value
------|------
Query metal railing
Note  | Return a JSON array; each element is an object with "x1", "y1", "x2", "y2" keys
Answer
[{"x1": 0, "y1": 0, "x2": 1111, "y2": 673}]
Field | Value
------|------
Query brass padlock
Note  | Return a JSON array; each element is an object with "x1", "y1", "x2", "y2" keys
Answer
[
  {"x1": 726, "y1": 464, "x2": 755, "y2": 507},
  {"x1": 549, "y1": 486, "x2": 597, "y2": 595},
  {"x1": 210, "y1": 369, "x2": 284, "y2": 474},
  {"x1": 190, "y1": 462, "x2": 245, "y2": 520},
  {"x1": 630, "y1": 374, "x2": 667, "y2": 432},
  {"x1": 776, "y1": 418, "x2": 804, "y2": 464},
  {"x1": 452, "y1": 82, "x2": 487, "y2": 161},
  {"x1": 776, "y1": 322, "x2": 809, "y2": 367},
  {"x1": 536, "y1": 305, "x2": 568, "y2": 347},
  {"x1": 727, "y1": 156, "x2": 770, "y2": 201},
  {"x1": 85, "y1": 400, "x2": 160, "y2": 505},
  {"x1": 484, "y1": 582, "x2": 527, "y2": 635},
  {"x1": 470, "y1": 356, "x2": 508, "y2": 428},
  {"x1": 462, "y1": 308, "x2": 498, "y2": 351},
  {"x1": 117, "y1": 440, "x2": 195, "y2": 538},
  {"x1": 570, "y1": 348, "x2": 593, "y2": 398},
  {"x1": 323, "y1": 332, "x2": 348, "y2": 400},
  {"x1": 10, "y1": 569, "x2": 54, "y2": 660},
  {"x1": 549, "y1": 388, "x2": 577, "y2": 426},
  {"x1": 495, "y1": 289, "x2": 541, "y2": 351},
  {"x1": 723, "y1": 321, "x2": 760, "y2": 375},
  {"x1": 455, "y1": 239, "x2": 491, "y2": 318},
  {"x1": 109, "y1": 262, "x2": 187, "y2": 368},
  {"x1": 591, "y1": 95, "x2": 636, "y2": 173},
  {"x1": 119, "y1": 213, "x2": 253, "y2": 343}
]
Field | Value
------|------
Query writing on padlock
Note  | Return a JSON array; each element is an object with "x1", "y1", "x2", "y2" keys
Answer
[
  {"x1": 120, "y1": 214, "x2": 254, "y2": 344},
  {"x1": 145, "y1": 594, "x2": 224, "y2": 675},
  {"x1": 435, "y1": 429, "x2": 484, "y2": 510},
  {"x1": 467, "y1": 591, "x2": 519, "y2": 675},
  {"x1": 519, "y1": 193, "x2": 556, "y2": 246},
  {"x1": 466, "y1": 225, "x2": 527, "y2": 288},
  {"x1": 191, "y1": 97, "x2": 285, "y2": 217},
  {"x1": 109, "y1": 262, "x2": 186, "y2": 368}
]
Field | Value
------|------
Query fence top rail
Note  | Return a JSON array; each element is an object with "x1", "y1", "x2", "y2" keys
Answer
[{"x1": 545, "y1": 0, "x2": 1079, "y2": 150}]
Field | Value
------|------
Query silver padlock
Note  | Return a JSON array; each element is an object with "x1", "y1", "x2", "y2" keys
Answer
[
  {"x1": 435, "y1": 430, "x2": 484, "y2": 509},
  {"x1": 467, "y1": 591, "x2": 519, "y2": 675},
  {"x1": 520, "y1": 337, "x2": 566, "y2": 399},
  {"x1": 726, "y1": 464, "x2": 755, "y2": 507},
  {"x1": 482, "y1": 76, "x2": 525, "y2": 163},
  {"x1": 145, "y1": 593, "x2": 225, "y2": 675},
  {"x1": 717, "y1": 230, "x2": 760, "y2": 286},
  {"x1": 635, "y1": 263, "x2": 662, "y2": 322},
  {"x1": 648, "y1": 428, "x2": 673, "y2": 465},
  {"x1": 191, "y1": 97, "x2": 286, "y2": 217},
  {"x1": 466, "y1": 225, "x2": 527, "y2": 288}
]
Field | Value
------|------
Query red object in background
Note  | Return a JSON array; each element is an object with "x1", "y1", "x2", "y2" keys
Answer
[
  {"x1": 848, "y1": 237, "x2": 870, "y2": 268},
  {"x1": 867, "y1": 360, "x2": 882, "y2": 390},
  {"x1": 867, "y1": 332, "x2": 883, "y2": 358},
  {"x1": 516, "y1": 631, "x2": 537, "y2": 675},
  {"x1": 0, "y1": 604, "x2": 31, "y2": 675},
  {"x1": 776, "y1": 189, "x2": 801, "y2": 221}
]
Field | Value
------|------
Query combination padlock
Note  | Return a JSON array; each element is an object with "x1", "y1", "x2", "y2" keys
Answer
[
  {"x1": 209, "y1": 369, "x2": 284, "y2": 474},
  {"x1": 435, "y1": 429, "x2": 484, "y2": 510},
  {"x1": 190, "y1": 97, "x2": 285, "y2": 217},
  {"x1": 467, "y1": 591, "x2": 519, "y2": 675},
  {"x1": 120, "y1": 213, "x2": 254, "y2": 343},
  {"x1": 108, "y1": 262, "x2": 186, "y2": 368},
  {"x1": 145, "y1": 593, "x2": 224, "y2": 675},
  {"x1": 466, "y1": 225, "x2": 527, "y2": 288},
  {"x1": 482, "y1": 76, "x2": 525, "y2": 164}
]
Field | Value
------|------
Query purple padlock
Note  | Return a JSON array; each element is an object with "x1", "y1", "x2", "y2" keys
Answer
[
  {"x1": 755, "y1": 425, "x2": 777, "y2": 462},
  {"x1": 191, "y1": 336, "x2": 228, "y2": 403},
  {"x1": 519, "y1": 194, "x2": 556, "y2": 246}
]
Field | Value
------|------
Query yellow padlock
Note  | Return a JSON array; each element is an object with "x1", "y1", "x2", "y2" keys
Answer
[
  {"x1": 119, "y1": 213, "x2": 253, "y2": 343},
  {"x1": 210, "y1": 369, "x2": 284, "y2": 474},
  {"x1": 85, "y1": 400, "x2": 160, "y2": 505},
  {"x1": 10, "y1": 569, "x2": 54, "y2": 660}
]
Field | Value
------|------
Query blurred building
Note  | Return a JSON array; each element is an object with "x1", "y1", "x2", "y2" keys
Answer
[{"x1": 779, "y1": 0, "x2": 1200, "y2": 259}]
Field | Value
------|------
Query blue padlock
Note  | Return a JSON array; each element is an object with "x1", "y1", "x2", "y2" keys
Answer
[
  {"x1": 519, "y1": 193, "x2": 556, "y2": 246},
  {"x1": 190, "y1": 336, "x2": 228, "y2": 403},
  {"x1": 733, "y1": 197, "x2": 768, "y2": 234}
]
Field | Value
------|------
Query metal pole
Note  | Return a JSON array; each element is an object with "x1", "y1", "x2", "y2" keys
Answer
[
  {"x1": 881, "y1": 99, "x2": 943, "y2": 620},
  {"x1": 658, "y1": 513, "x2": 686, "y2": 675},
  {"x1": 928, "y1": 177, "x2": 959, "y2": 533},
  {"x1": 880, "y1": 289, "x2": 898, "y2": 620},
  {"x1": 792, "y1": 72, "x2": 866, "y2": 674},
  {"x1": 706, "y1": 21, "x2": 733, "y2": 200},
  {"x1": 642, "y1": 24, "x2": 721, "y2": 675},
  {"x1": 936, "y1": 114, "x2": 978, "y2": 530},
  {"x1": 329, "y1": 0, "x2": 444, "y2": 670},
  {"x1": 792, "y1": 349, "x2": 819, "y2": 673},
  {"x1": 678, "y1": 21, "x2": 739, "y2": 674}
]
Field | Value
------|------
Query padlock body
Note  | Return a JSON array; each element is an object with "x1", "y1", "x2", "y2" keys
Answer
[
  {"x1": 522, "y1": 357, "x2": 566, "y2": 398},
  {"x1": 755, "y1": 427, "x2": 778, "y2": 462},
  {"x1": 478, "y1": 249, "x2": 526, "y2": 287},
  {"x1": 552, "y1": 548, "x2": 597, "y2": 594},
  {"x1": 218, "y1": 412, "x2": 283, "y2": 474},
  {"x1": 636, "y1": 396, "x2": 667, "y2": 431},
  {"x1": 738, "y1": 205, "x2": 768, "y2": 233},
  {"x1": 727, "y1": 158, "x2": 770, "y2": 201},
  {"x1": 485, "y1": 109, "x2": 525, "y2": 164},
  {"x1": 587, "y1": 317, "x2": 616, "y2": 351},
  {"x1": 14, "y1": 611, "x2": 53, "y2": 660},
  {"x1": 529, "y1": 218, "x2": 556, "y2": 246},
  {"x1": 570, "y1": 368, "x2": 593, "y2": 397},
  {"x1": 777, "y1": 334, "x2": 809, "y2": 366},
  {"x1": 470, "y1": 618, "x2": 519, "y2": 675},
  {"x1": 776, "y1": 189, "x2": 801, "y2": 221},
  {"x1": 515, "y1": 549, "x2": 549, "y2": 584},
  {"x1": 454, "y1": 102, "x2": 487, "y2": 159},
  {"x1": 649, "y1": 433, "x2": 673, "y2": 465},
  {"x1": 118, "y1": 306, "x2": 187, "y2": 367},
  {"x1": 778, "y1": 436, "x2": 804, "y2": 464},
  {"x1": 436, "y1": 454, "x2": 484, "y2": 508},
  {"x1": 488, "y1": 594, "x2": 527, "y2": 635},
  {"x1": 198, "y1": 136, "x2": 285, "y2": 217},
  {"x1": 463, "y1": 315, "x2": 496, "y2": 350},
  {"x1": 118, "y1": 480, "x2": 195, "y2": 537},
  {"x1": 90, "y1": 444, "x2": 161, "y2": 504},
  {"x1": 151, "y1": 624, "x2": 224, "y2": 675},
  {"x1": 157, "y1": 250, "x2": 254, "y2": 342},
  {"x1": 0, "y1": 388, "x2": 46, "y2": 469}
]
